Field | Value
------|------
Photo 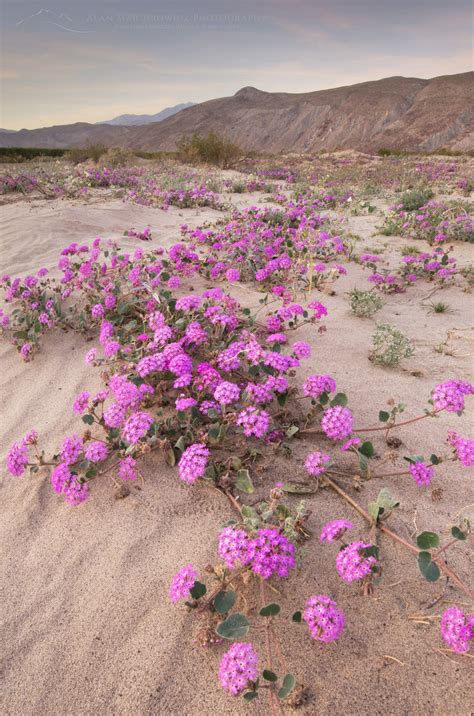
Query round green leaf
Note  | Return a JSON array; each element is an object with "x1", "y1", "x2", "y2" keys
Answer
[
  {"x1": 359, "y1": 441, "x2": 375, "y2": 458},
  {"x1": 262, "y1": 670, "x2": 278, "y2": 682},
  {"x1": 416, "y1": 531, "x2": 440, "y2": 549},
  {"x1": 216, "y1": 612, "x2": 250, "y2": 640},
  {"x1": 417, "y1": 551, "x2": 441, "y2": 582},
  {"x1": 243, "y1": 692, "x2": 258, "y2": 702},
  {"x1": 235, "y1": 469, "x2": 255, "y2": 494},
  {"x1": 278, "y1": 674, "x2": 296, "y2": 700},
  {"x1": 259, "y1": 603, "x2": 281, "y2": 617},
  {"x1": 451, "y1": 526, "x2": 467, "y2": 541},
  {"x1": 214, "y1": 590, "x2": 236, "y2": 615},
  {"x1": 292, "y1": 611, "x2": 302, "y2": 623},
  {"x1": 330, "y1": 393, "x2": 348, "y2": 407},
  {"x1": 189, "y1": 581, "x2": 207, "y2": 600}
]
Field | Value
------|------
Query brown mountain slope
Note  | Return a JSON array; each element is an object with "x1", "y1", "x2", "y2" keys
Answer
[{"x1": 1, "y1": 73, "x2": 473, "y2": 152}]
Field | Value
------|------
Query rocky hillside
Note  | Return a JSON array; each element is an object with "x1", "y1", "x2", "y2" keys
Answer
[{"x1": 1, "y1": 73, "x2": 472, "y2": 153}]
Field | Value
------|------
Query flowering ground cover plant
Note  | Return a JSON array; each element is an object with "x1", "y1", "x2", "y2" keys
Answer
[
  {"x1": 2, "y1": 217, "x2": 473, "y2": 708},
  {"x1": 381, "y1": 199, "x2": 473, "y2": 243},
  {"x1": 359, "y1": 245, "x2": 463, "y2": 293},
  {"x1": 1, "y1": 155, "x2": 473, "y2": 710},
  {"x1": 181, "y1": 203, "x2": 349, "y2": 291}
]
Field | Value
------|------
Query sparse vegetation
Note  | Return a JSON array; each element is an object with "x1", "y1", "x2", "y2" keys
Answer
[
  {"x1": 67, "y1": 144, "x2": 108, "y2": 164},
  {"x1": 426, "y1": 300, "x2": 453, "y2": 315},
  {"x1": 349, "y1": 288, "x2": 383, "y2": 318},
  {"x1": 177, "y1": 132, "x2": 242, "y2": 168},
  {"x1": 370, "y1": 324, "x2": 415, "y2": 366},
  {"x1": 398, "y1": 188, "x2": 434, "y2": 211},
  {"x1": 0, "y1": 147, "x2": 66, "y2": 162}
]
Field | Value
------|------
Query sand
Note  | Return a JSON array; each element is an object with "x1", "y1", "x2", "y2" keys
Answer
[{"x1": 1, "y1": 185, "x2": 473, "y2": 715}]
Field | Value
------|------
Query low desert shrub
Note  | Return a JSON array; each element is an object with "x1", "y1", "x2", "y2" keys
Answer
[
  {"x1": 99, "y1": 147, "x2": 136, "y2": 167},
  {"x1": 177, "y1": 132, "x2": 242, "y2": 168},
  {"x1": 370, "y1": 324, "x2": 414, "y2": 366},
  {"x1": 398, "y1": 188, "x2": 434, "y2": 211},
  {"x1": 67, "y1": 144, "x2": 108, "y2": 164},
  {"x1": 349, "y1": 288, "x2": 383, "y2": 318}
]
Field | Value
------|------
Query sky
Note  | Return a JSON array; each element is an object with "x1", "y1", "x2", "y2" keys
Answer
[{"x1": 1, "y1": 0, "x2": 472, "y2": 129}]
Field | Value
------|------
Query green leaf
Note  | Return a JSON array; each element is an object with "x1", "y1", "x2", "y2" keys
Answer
[
  {"x1": 263, "y1": 670, "x2": 278, "y2": 682},
  {"x1": 174, "y1": 436, "x2": 187, "y2": 453},
  {"x1": 417, "y1": 551, "x2": 441, "y2": 582},
  {"x1": 259, "y1": 603, "x2": 280, "y2": 617},
  {"x1": 379, "y1": 410, "x2": 390, "y2": 422},
  {"x1": 430, "y1": 454, "x2": 440, "y2": 465},
  {"x1": 241, "y1": 505, "x2": 258, "y2": 520},
  {"x1": 82, "y1": 414, "x2": 94, "y2": 425},
  {"x1": 369, "y1": 488, "x2": 400, "y2": 522},
  {"x1": 216, "y1": 613, "x2": 250, "y2": 640},
  {"x1": 416, "y1": 531, "x2": 440, "y2": 549},
  {"x1": 282, "y1": 481, "x2": 316, "y2": 494},
  {"x1": 243, "y1": 692, "x2": 258, "y2": 702},
  {"x1": 189, "y1": 581, "x2": 207, "y2": 600},
  {"x1": 451, "y1": 526, "x2": 467, "y2": 541},
  {"x1": 360, "y1": 545, "x2": 379, "y2": 559},
  {"x1": 285, "y1": 425, "x2": 299, "y2": 439},
  {"x1": 235, "y1": 469, "x2": 254, "y2": 494},
  {"x1": 278, "y1": 674, "x2": 296, "y2": 700},
  {"x1": 359, "y1": 441, "x2": 375, "y2": 458},
  {"x1": 330, "y1": 393, "x2": 348, "y2": 407},
  {"x1": 368, "y1": 501, "x2": 381, "y2": 522},
  {"x1": 292, "y1": 611, "x2": 302, "y2": 623},
  {"x1": 214, "y1": 590, "x2": 236, "y2": 615}
]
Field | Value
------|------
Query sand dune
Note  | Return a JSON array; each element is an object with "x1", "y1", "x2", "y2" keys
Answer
[{"x1": 1, "y1": 189, "x2": 473, "y2": 715}]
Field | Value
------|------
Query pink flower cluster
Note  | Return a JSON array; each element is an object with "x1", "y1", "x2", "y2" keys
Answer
[
  {"x1": 169, "y1": 564, "x2": 199, "y2": 603},
  {"x1": 236, "y1": 407, "x2": 270, "y2": 438},
  {"x1": 408, "y1": 461, "x2": 434, "y2": 486},
  {"x1": 303, "y1": 595, "x2": 345, "y2": 643},
  {"x1": 321, "y1": 406, "x2": 353, "y2": 441},
  {"x1": 178, "y1": 443, "x2": 210, "y2": 484},
  {"x1": 335, "y1": 541, "x2": 377, "y2": 583},
  {"x1": 440, "y1": 606, "x2": 473, "y2": 653},
  {"x1": 320, "y1": 519, "x2": 354, "y2": 543},
  {"x1": 432, "y1": 380, "x2": 474, "y2": 413},
  {"x1": 219, "y1": 642, "x2": 258, "y2": 695},
  {"x1": 302, "y1": 374, "x2": 336, "y2": 399},
  {"x1": 304, "y1": 451, "x2": 331, "y2": 476},
  {"x1": 218, "y1": 526, "x2": 295, "y2": 579}
]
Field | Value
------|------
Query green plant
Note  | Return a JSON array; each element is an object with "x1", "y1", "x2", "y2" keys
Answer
[
  {"x1": 67, "y1": 144, "x2": 107, "y2": 164},
  {"x1": 426, "y1": 301, "x2": 453, "y2": 315},
  {"x1": 401, "y1": 244, "x2": 421, "y2": 256},
  {"x1": 370, "y1": 324, "x2": 414, "y2": 366},
  {"x1": 177, "y1": 132, "x2": 242, "y2": 168},
  {"x1": 349, "y1": 288, "x2": 383, "y2": 318},
  {"x1": 398, "y1": 188, "x2": 434, "y2": 211},
  {"x1": 99, "y1": 147, "x2": 136, "y2": 167}
]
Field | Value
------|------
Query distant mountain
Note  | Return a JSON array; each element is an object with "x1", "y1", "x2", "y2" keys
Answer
[
  {"x1": 97, "y1": 103, "x2": 196, "y2": 126},
  {"x1": 0, "y1": 73, "x2": 472, "y2": 153},
  {"x1": 0, "y1": 128, "x2": 17, "y2": 133}
]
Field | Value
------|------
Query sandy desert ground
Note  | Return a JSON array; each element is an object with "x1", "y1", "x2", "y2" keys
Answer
[{"x1": 1, "y1": 165, "x2": 473, "y2": 715}]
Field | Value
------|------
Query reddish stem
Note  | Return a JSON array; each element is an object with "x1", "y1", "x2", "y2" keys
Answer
[
  {"x1": 353, "y1": 410, "x2": 441, "y2": 434},
  {"x1": 324, "y1": 476, "x2": 473, "y2": 601}
]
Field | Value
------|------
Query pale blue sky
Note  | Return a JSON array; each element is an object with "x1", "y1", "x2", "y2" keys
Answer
[{"x1": 1, "y1": 0, "x2": 472, "y2": 129}]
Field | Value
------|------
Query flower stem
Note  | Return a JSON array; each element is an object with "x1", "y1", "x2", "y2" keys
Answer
[{"x1": 323, "y1": 476, "x2": 473, "y2": 600}]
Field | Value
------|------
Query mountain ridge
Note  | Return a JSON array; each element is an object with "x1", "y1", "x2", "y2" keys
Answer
[
  {"x1": 96, "y1": 103, "x2": 196, "y2": 126},
  {"x1": 1, "y1": 72, "x2": 472, "y2": 153}
]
